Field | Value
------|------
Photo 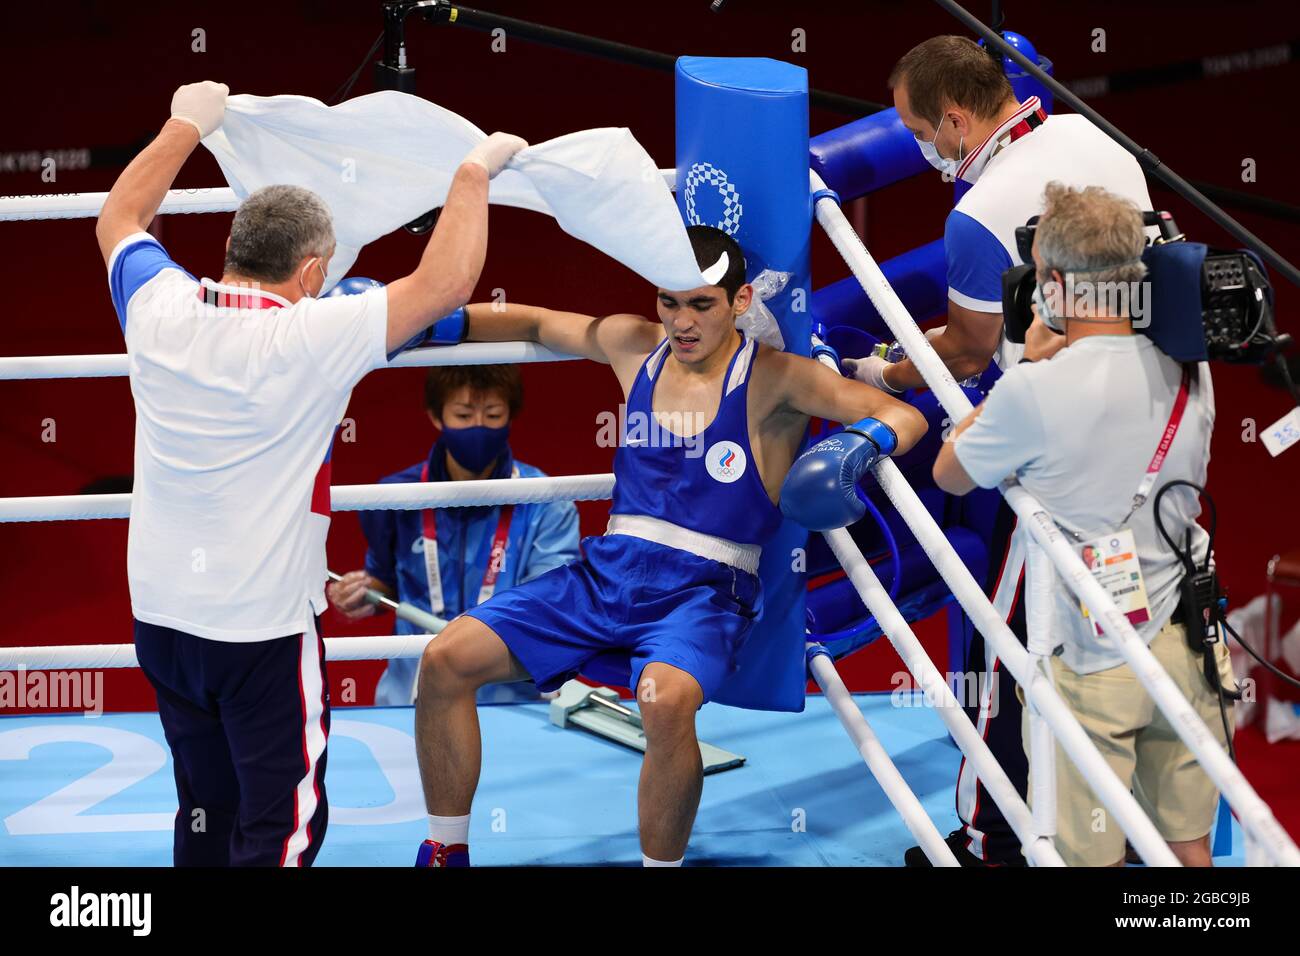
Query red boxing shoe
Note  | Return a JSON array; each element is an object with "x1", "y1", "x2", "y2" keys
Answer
[{"x1": 415, "y1": 839, "x2": 469, "y2": 867}]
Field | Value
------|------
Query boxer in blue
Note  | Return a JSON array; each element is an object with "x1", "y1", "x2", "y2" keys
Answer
[{"x1": 414, "y1": 226, "x2": 927, "y2": 867}]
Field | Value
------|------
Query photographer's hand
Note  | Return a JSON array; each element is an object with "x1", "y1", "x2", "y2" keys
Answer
[{"x1": 1023, "y1": 314, "x2": 1067, "y2": 362}]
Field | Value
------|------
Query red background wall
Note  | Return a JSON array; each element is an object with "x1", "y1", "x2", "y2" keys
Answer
[{"x1": 1, "y1": 0, "x2": 1298, "y2": 715}]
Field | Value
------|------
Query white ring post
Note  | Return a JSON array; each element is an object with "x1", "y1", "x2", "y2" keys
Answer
[
  {"x1": 806, "y1": 644, "x2": 961, "y2": 866},
  {"x1": 812, "y1": 173, "x2": 1300, "y2": 866}
]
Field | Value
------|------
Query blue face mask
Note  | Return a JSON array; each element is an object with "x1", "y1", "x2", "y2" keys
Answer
[
  {"x1": 1033, "y1": 281, "x2": 1065, "y2": 333},
  {"x1": 442, "y1": 424, "x2": 510, "y2": 473}
]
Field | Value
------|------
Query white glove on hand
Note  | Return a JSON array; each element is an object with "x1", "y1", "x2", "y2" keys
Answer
[
  {"x1": 841, "y1": 355, "x2": 903, "y2": 394},
  {"x1": 170, "y1": 81, "x2": 229, "y2": 138},
  {"x1": 462, "y1": 132, "x2": 529, "y2": 178}
]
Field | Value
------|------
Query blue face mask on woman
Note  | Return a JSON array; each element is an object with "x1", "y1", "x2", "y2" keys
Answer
[{"x1": 442, "y1": 423, "x2": 510, "y2": 473}]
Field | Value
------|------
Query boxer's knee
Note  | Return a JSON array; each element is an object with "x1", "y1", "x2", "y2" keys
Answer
[
  {"x1": 418, "y1": 619, "x2": 481, "y2": 698},
  {"x1": 419, "y1": 615, "x2": 520, "y2": 698},
  {"x1": 638, "y1": 665, "x2": 702, "y2": 747}
]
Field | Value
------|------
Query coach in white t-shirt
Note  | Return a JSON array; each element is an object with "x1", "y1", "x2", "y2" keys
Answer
[
  {"x1": 862, "y1": 35, "x2": 1155, "y2": 388},
  {"x1": 95, "y1": 81, "x2": 527, "y2": 867},
  {"x1": 935, "y1": 184, "x2": 1232, "y2": 867}
]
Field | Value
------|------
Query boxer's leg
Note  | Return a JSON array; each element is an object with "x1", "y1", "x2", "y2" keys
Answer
[
  {"x1": 415, "y1": 615, "x2": 531, "y2": 816},
  {"x1": 636, "y1": 662, "x2": 705, "y2": 864}
]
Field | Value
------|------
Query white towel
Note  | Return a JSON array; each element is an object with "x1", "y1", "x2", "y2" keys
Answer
[{"x1": 201, "y1": 91, "x2": 706, "y2": 292}]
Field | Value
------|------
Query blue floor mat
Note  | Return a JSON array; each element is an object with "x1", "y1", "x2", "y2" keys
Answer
[{"x1": 0, "y1": 694, "x2": 1243, "y2": 866}]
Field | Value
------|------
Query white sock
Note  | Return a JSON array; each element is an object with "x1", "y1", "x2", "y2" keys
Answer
[
  {"x1": 642, "y1": 854, "x2": 683, "y2": 867},
  {"x1": 428, "y1": 814, "x2": 470, "y2": 846}
]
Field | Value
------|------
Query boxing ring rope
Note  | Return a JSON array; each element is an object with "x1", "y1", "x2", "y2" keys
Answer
[
  {"x1": 806, "y1": 648, "x2": 960, "y2": 866},
  {"x1": 805, "y1": 340, "x2": 1173, "y2": 863},
  {"x1": 0, "y1": 171, "x2": 679, "y2": 222},
  {"x1": 0, "y1": 635, "x2": 435, "y2": 671},
  {"x1": 0, "y1": 474, "x2": 616, "y2": 523},
  {"x1": 0, "y1": 341, "x2": 583, "y2": 382},
  {"x1": 810, "y1": 346, "x2": 1138, "y2": 866},
  {"x1": 861, "y1": 463, "x2": 1175, "y2": 865},
  {"x1": 818, "y1": 527, "x2": 1067, "y2": 866},
  {"x1": 0, "y1": 188, "x2": 240, "y2": 221},
  {"x1": 1024, "y1": 537, "x2": 1060, "y2": 855},
  {"x1": 812, "y1": 171, "x2": 1300, "y2": 867}
]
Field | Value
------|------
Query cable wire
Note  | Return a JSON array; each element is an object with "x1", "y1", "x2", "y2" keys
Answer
[{"x1": 329, "y1": 31, "x2": 386, "y2": 104}]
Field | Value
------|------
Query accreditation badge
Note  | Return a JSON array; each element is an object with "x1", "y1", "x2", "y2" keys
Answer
[
  {"x1": 1078, "y1": 528, "x2": 1151, "y2": 637},
  {"x1": 421, "y1": 535, "x2": 446, "y2": 618}
]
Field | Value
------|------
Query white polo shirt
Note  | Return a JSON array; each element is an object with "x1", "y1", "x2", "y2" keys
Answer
[
  {"x1": 953, "y1": 335, "x2": 1215, "y2": 675},
  {"x1": 944, "y1": 98, "x2": 1155, "y2": 367},
  {"x1": 108, "y1": 232, "x2": 388, "y2": 642}
]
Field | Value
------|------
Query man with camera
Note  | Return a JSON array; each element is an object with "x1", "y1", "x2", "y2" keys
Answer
[{"x1": 933, "y1": 183, "x2": 1234, "y2": 867}]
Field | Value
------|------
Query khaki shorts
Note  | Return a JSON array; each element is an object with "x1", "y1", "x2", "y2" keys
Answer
[{"x1": 1020, "y1": 621, "x2": 1236, "y2": 867}]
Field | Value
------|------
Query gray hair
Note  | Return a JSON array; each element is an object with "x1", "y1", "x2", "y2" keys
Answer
[
  {"x1": 223, "y1": 185, "x2": 334, "y2": 283},
  {"x1": 1035, "y1": 182, "x2": 1148, "y2": 288}
]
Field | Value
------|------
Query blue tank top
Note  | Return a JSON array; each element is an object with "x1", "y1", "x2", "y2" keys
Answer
[{"x1": 611, "y1": 334, "x2": 783, "y2": 547}]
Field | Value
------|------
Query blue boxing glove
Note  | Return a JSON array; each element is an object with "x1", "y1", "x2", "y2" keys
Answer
[
  {"x1": 779, "y1": 417, "x2": 898, "y2": 531},
  {"x1": 385, "y1": 307, "x2": 468, "y2": 361},
  {"x1": 325, "y1": 276, "x2": 385, "y2": 298},
  {"x1": 325, "y1": 276, "x2": 468, "y2": 359}
]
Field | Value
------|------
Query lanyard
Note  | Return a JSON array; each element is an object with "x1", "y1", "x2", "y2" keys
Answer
[
  {"x1": 995, "y1": 104, "x2": 1047, "y2": 152},
  {"x1": 958, "y1": 97, "x2": 1046, "y2": 181},
  {"x1": 197, "y1": 283, "x2": 284, "y2": 310},
  {"x1": 419, "y1": 460, "x2": 514, "y2": 615},
  {"x1": 1121, "y1": 365, "x2": 1193, "y2": 525}
]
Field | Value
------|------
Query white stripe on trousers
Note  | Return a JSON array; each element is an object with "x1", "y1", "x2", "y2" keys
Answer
[
  {"x1": 955, "y1": 528, "x2": 1026, "y2": 859},
  {"x1": 282, "y1": 630, "x2": 328, "y2": 867}
]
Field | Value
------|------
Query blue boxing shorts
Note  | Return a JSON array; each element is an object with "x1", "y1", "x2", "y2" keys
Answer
[{"x1": 463, "y1": 533, "x2": 762, "y2": 703}]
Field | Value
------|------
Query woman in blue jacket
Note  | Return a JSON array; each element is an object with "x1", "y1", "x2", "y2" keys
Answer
[{"x1": 329, "y1": 365, "x2": 580, "y2": 705}]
